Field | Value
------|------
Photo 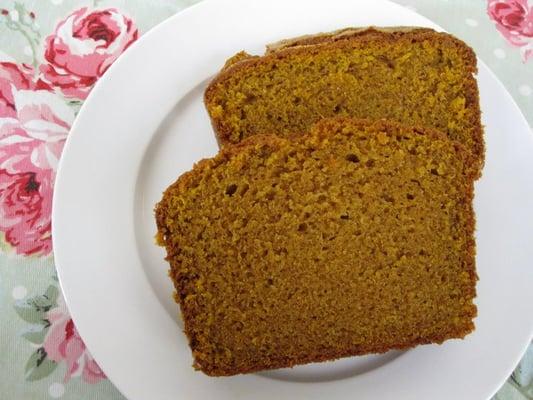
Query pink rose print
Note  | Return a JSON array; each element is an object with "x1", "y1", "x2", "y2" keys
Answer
[
  {"x1": 0, "y1": 169, "x2": 52, "y2": 255},
  {"x1": 0, "y1": 86, "x2": 73, "y2": 255},
  {"x1": 0, "y1": 63, "x2": 50, "y2": 118},
  {"x1": 488, "y1": 0, "x2": 533, "y2": 61},
  {"x1": 0, "y1": 89, "x2": 73, "y2": 174},
  {"x1": 40, "y1": 7, "x2": 138, "y2": 99},
  {"x1": 43, "y1": 298, "x2": 106, "y2": 383},
  {"x1": 82, "y1": 356, "x2": 107, "y2": 384}
]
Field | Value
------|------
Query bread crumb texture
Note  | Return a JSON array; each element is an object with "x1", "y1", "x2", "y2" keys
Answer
[
  {"x1": 155, "y1": 118, "x2": 477, "y2": 376},
  {"x1": 205, "y1": 27, "x2": 484, "y2": 176}
]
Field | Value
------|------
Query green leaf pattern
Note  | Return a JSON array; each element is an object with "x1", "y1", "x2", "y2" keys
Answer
[
  {"x1": 24, "y1": 347, "x2": 58, "y2": 381},
  {"x1": 21, "y1": 323, "x2": 50, "y2": 344},
  {"x1": 14, "y1": 284, "x2": 58, "y2": 324},
  {"x1": 14, "y1": 284, "x2": 59, "y2": 381}
]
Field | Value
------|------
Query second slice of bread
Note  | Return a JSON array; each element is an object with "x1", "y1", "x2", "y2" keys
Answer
[{"x1": 205, "y1": 27, "x2": 484, "y2": 177}]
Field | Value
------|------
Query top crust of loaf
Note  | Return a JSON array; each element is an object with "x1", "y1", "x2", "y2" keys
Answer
[{"x1": 265, "y1": 26, "x2": 438, "y2": 52}]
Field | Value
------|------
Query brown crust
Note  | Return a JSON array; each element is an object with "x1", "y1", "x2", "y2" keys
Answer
[
  {"x1": 155, "y1": 117, "x2": 477, "y2": 376},
  {"x1": 204, "y1": 27, "x2": 484, "y2": 178},
  {"x1": 265, "y1": 26, "x2": 436, "y2": 52}
]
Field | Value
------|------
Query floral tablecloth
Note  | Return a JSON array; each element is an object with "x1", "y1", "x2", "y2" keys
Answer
[{"x1": 0, "y1": 0, "x2": 531, "y2": 399}]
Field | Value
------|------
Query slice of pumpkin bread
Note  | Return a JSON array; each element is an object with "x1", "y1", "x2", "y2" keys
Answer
[
  {"x1": 205, "y1": 27, "x2": 484, "y2": 176},
  {"x1": 155, "y1": 118, "x2": 477, "y2": 376}
]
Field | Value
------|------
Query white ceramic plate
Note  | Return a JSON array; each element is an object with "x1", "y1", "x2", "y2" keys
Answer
[{"x1": 52, "y1": 0, "x2": 533, "y2": 399}]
